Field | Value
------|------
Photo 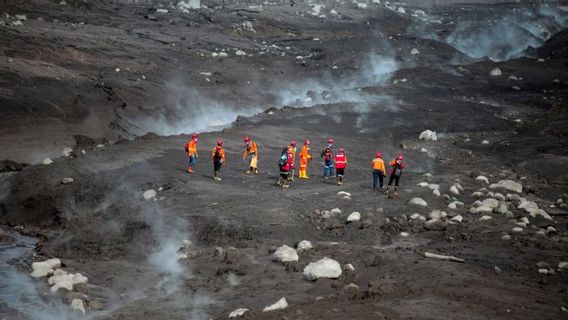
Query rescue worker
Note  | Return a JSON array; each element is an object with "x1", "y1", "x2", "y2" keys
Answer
[
  {"x1": 372, "y1": 152, "x2": 386, "y2": 191},
  {"x1": 278, "y1": 148, "x2": 294, "y2": 188},
  {"x1": 184, "y1": 132, "x2": 199, "y2": 174},
  {"x1": 287, "y1": 140, "x2": 297, "y2": 181},
  {"x1": 334, "y1": 148, "x2": 347, "y2": 185},
  {"x1": 242, "y1": 136, "x2": 259, "y2": 174},
  {"x1": 211, "y1": 139, "x2": 225, "y2": 181},
  {"x1": 298, "y1": 140, "x2": 312, "y2": 179},
  {"x1": 321, "y1": 138, "x2": 334, "y2": 179},
  {"x1": 386, "y1": 154, "x2": 405, "y2": 197}
]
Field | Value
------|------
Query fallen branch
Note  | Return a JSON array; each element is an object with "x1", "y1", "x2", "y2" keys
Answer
[{"x1": 424, "y1": 252, "x2": 465, "y2": 263}]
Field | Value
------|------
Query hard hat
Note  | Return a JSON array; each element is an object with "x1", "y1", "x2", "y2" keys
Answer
[
  {"x1": 328, "y1": 138, "x2": 334, "y2": 144},
  {"x1": 290, "y1": 140, "x2": 297, "y2": 147},
  {"x1": 339, "y1": 148, "x2": 344, "y2": 153},
  {"x1": 375, "y1": 152, "x2": 382, "y2": 158},
  {"x1": 217, "y1": 139, "x2": 223, "y2": 146},
  {"x1": 244, "y1": 136, "x2": 251, "y2": 142},
  {"x1": 397, "y1": 154, "x2": 404, "y2": 160},
  {"x1": 304, "y1": 139, "x2": 311, "y2": 146}
]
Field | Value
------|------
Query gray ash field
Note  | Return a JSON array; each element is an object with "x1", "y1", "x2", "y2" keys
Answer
[{"x1": 1, "y1": 0, "x2": 568, "y2": 319}]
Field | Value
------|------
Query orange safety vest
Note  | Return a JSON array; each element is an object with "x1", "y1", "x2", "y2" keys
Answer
[
  {"x1": 372, "y1": 158, "x2": 386, "y2": 174},
  {"x1": 243, "y1": 141, "x2": 258, "y2": 159},
  {"x1": 185, "y1": 140, "x2": 198, "y2": 156},
  {"x1": 211, "y1": 147, "x2": 225, "y2": 162}
]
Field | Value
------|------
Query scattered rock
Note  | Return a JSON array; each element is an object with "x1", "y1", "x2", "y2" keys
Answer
[
  {"x1": 450, "y1": 215, "x2": 463, "y2": 223},
  {"x1": 400, "y1": 232, "x2": 409, "y2": 237},
  {"x1": 502, "y1": 234, "x2": 511, "y2": 241},
  {"x1": 337, "y1": 191, "x2": 351, "y2": 197},
  {"x1": 42, "y1": 158, "x2": 54, "y2": 165},
  {"x1": 263, "y1": 297, "x2": 288, "y2": 312},
  {"x1": 478, "y1": 215, "x2": 493, "y2": 222},
  {"x1": 70, "y1": 299, "x2": 86, "y2": 315},
  {"x1": 424, "y1": 219, "x2": 446, "y2": 231},
  {"x1": 343, "y1": 264, "x2": 355, "y2": 272},
  {"x1": 419, "y1": 130, "x2": 437, "y2": 141},
  {"x1": 347, "y1": 212, "x2": 361, "y2": 222},
  {"x1": 511, "y1": 227, "x2": 523, "y2": 233},
  {"x1": 558, "y1": 262, "x2": 568, "y2": 270},
  {"x1": 176, "y1": 240, "x2": 200, "y2": 260},
  {"x1": 409, "y1": 213, "x2": 426, "y2": 222},
  {"x1": 31, "y1": 259, "x2": 61, "y2": 278},
  {"x1": 330, "y1": 208, "x2": 342, "y2": 215},
  {"x1": 229, "y1": 308, "x2": 250, "y2": 318},
  {"x1": 297, "y1": 240, "x2": 313, "y2": 252},
  {"x1": 273, "y1": 245, "x2": 298, "y2": 263},
  {"x1": 449, "y1": 185, "x2": 460, "y2": 195},
  {"x1": 489, "y1": 68, "x2": 502, "y2": 77},
  {"x1": 475, "y1": 176, "x2": 489, "y2": 184},
  {"x1": 489, "y1": 180, "x2": 523, "y2": 194},
  {"x1": 411, "y1": 48, "x2": 420, "y2": 55},
  {"x1": 62, "y1": 177, "x2": 74, "y2": 185},
  {"x1": 304, "y1": 257, "x2": 342, "y2": 280},
  {"x1": 409, "y1": 197, "x2": 428, "y2": 207},
  {"x1": 62, "y1": 147, "x2": 73, "y2": 157},
  {"x1": 235, "y1": 50, "x2": 246, "y2": 56},
  {"x1": 494, "y1": 266, "x2": 502, "y2": 274},
  {"x1": 143, "y1": 189, "x2": 157, "y2": 201}
]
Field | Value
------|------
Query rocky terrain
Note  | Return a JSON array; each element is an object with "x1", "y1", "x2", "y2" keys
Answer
[{"x1": 1, "y1": 0, "x2": 568, "y2": 319}]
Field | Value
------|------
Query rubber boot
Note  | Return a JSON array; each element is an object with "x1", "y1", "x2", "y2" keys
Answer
[
  {"x1": 394, "y1": 186, "x2": 399, "y2": 197},
  {"x1": 277, "y1": 176, "x2": 283, "y2": 186},
  {"x1": 254, "y1": 168, "x2": 259, "y2": 174},
  {"x1": 385, "y1": 186, "x2": 390, "y2": 195},
  {"x1": 187, "y1": 167, "x2": 193, "y2": 174},
  {"x1": 336, "y1": 176, "x2": 340, "y2": 186}
]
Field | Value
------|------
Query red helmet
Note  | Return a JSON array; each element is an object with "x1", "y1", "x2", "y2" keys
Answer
[
  {"x1": 192, "y1": 132, "x2": 199, "y2": 139},
  {"x1": 217, "y1": 139, "x2": 223, "y2": 146},
  {"x1": 304, "y1": 139, "x2": 310, "y2": 146},
  {"x1": 375, "y1": 152, "x2": 382, "y2": 158},
  {"x1": 328, "y1": 138, "x2": 334, "y2": 144},
  {"x1": 244, "y1": 136, "x2": 251, "y2": 142},
  {"x1": 397, "y1": 154, "x2": 404, "y2": 160},
  {"x1": 290, "y1": 140, "x2": 297, "y2": 147}
]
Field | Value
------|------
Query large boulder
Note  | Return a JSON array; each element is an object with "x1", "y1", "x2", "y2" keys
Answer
[
  {"x1": 347, "y1": 212, "x2": 361, "y2": 222},
  {"x1": 424, "y1": 219, "x2": 446, "y2": 231},
  {"x1": 304, "y1": 257, "x2": 342, "y2": 281},
  {"x1": 30, "y1": 258, "x2": 61, "y2": 278},
  {"x1": 489, "y1": 180, "x2": 522, "y2": 194},
  {"x1": 475, "y1": 176, "x2": 489, "y2": 184},
  {"x1": 143, "y1": 189, "x2": 157, "y2": 201},
  {"x1": 297, "y1": 240, "x2": 314, "y2": 252},
  {"x1": 273, "y1": 245, "x2": 299, "y2": 263},
  {"x1": 419, "y1": 130, "x2": 437, "y2": 141}
]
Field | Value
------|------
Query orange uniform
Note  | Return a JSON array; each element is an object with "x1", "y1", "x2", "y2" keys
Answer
[
  {"x1": 372, "y1": 157, "x2": 386, "y2": 174},
  {"x1": 299, "y1": 145, "x2": 311, "y2": 170},
  {"x1": 242, "y1": 141, "x2": 258, "y2": 159},
  {"x1": 185, "y1": 140, "x2": 198, "y2": 156}
]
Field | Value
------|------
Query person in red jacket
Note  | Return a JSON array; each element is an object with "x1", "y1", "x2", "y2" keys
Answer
[
  {"x1": 278, "y1": 148, "x2": 294, "y2": 188},
  {"x1": 386, "y1": 154, "x2": 405, "y2": 196},
  {"x1": 334, "y1": 148, "x2": 347, "y2": 185}
]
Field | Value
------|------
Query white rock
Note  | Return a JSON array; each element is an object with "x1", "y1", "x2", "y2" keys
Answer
[
  {"x1": 347, "y1": 212, "x2": 361, "y2": 222},
  {"x1": 62, "y1": 178, "x2": 74, "y2": 185},
  {"x1": 400, "y1": 232, "x2": 409, "y2": 237},
  {"x1": 511, "y1": 227, "x2": 523, "y2": 233},
  {"x1": 330, "y1": 208, "x2": 342, "y2": 215},
  {"x1": 70, "y1": 299, "x2": 86, "y2": 315},
  {"x1": 481, "y1": 140, "x2": 490, "y2": 145},
  {"x1": 411, "y1": 48, "x2": 420, "y2": 55},
  {"x1": 397, "y1": 7, "x2": 406, "y2": 14},
  {"x1": 218, "y1": 52, "x2": 229, "y2": 58},
  {"x1": 143, "y1": 189, "x2": 156, "y2": 201},
  {"x1": 42, "y1": 158, "x2": 53, "y2": 165},
  {"x1": 489, "y1": 68, "x2": 502, "y2": 77},
  {"x1": 273, "y1": 245, "x2": 298, "y2": 263},
  {"x1": 337, "y1": 191, "x2": 351, "y2": 197},
  {"x1": 502, "y1": 234, "x2": 511, "y2": 241},
  {"x1": 329, "y1": 9, "x2": 338, "y2": 15},
  {"x1": 449, "y1": 185, "x2": 460, "y2": 195},
  {"x1": 303, "y1": 257, "x2": 342, "y2": 280},
  {"x1": 558, "y1": 262, "x2": 568, "y2": 270},
  {"x1": 156, "y1": 8, "x2": 168, "y2": 13},
  {"x1": 30, "y1": 259, "x2": 61, "y2": 278},
  {"x1": 409, "y1": 197, "x2": 427, "y2": 207},
  {"x1": 479, "y1": 215, "x2": 493, "y2": 222},
  {"x1": 235, "y1": 50, "x2": 246, "y2": 56},
  {"x1": 420, "y1": 147, "x2": 428, "y2": 153},
  {"x1": 476, "y1": 176, "x2": 489, "y2": 184},
  {"x1": 228, "y1": 308, "x2": 249, "y2": 318},
  {"x1": 263, "y1": 297, "x2": 288, "y2": 312},
  {"x1": 432, "y1": 189, "x2": 441, "y2": 197},
  {"x1": 343, "y1": 263, "x2": 355, "y2": 272},
  {"x1": 538, "y1": 268, "x2": 549, "y2": 274},
  {"x1": 489, "y1": 180, "x2": 523, "y2": 193},
  {"x1": 311, "y1": 4, "x2": 326, "y2": 15},
  {"x1": 450, "y1": 215, "x2": 463, "y2": 223},
  {"x1": 429, "y1": 209, "x2": 444, "y2": 220},
  {"x1": 419, "y1": 130, "x2": 437, "y2": 141},
  {"x1": 297, "y1": 240, "x2": 313, "y2": 252},
  {"x1": 428, "y1": 184, "x2": 440, "y2": 190},
  {"x1": 62, "y1": 147, "x2": 73, "y2": 157},
  {"x1": 417, "y1": 182, "x2": 430, "y2": 187},
  {"x1": 494, "y1": 193, "x2": 505, "y2": 201}
]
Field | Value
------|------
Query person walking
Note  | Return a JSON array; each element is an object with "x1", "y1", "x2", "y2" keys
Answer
[
  {"x1": 184, "y1": 132, "x2": 199, "y2": 174},
  {"x1": 242, "y1": 136, "x2": 259, "y2": 174},
  {"x1": 211, "y1": 139, "x2": 225, "y2": 181},
  {"x1": 372, "y1": 152, "x2": 386, "y2": 191},
  {"x1": 321, "y1": 138, "x2": 334, "y2": 179},
  {"x1": 298, "y1": 140, "x2": 312, "y2": 179},
  {"x1": 288, "y1": 140, "x2": 297, "y2": 181},
  {"x1": 386, "y1": 154, "x2": 405, "y2": 197},
  {"x1": 334, "y1": 148, "x2": 347, "y2": 185},
  {"x1": 278, "y1": 147, "x2": 294, "y2": 188}
]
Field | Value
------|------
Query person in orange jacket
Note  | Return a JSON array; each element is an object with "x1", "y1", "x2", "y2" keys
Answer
[
  {"x1": 372, "y1": 152, "x2": 386, "y2": 191},
  {"x1": 184, "y1": 132, "x2": 199, "y2": 174},
  {"x1": 287, "y1": 140, "x2": 297, "y2": 181},
  {"x1": 298, "y1": 140, "x2": 312, "y2": 179},
  {"x1": 243, "y1": 136, "x2": 259, "y2": 174},
  {"x1": 211, "y1": 139, "x2": 225, "y2": 181},
  {"x1": 386, "y1": 154, "x2": 405, "y2": 196},
  {"x1": 334, "y1": 148, "x2": 347, "y2": 185}
]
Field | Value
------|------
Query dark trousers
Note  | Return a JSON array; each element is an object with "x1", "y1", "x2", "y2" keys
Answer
[
  {"x1": 373, "y1": 170, "x2": 384, "y2": 189},
  {"x1": 388, "y1": 174, "x2": 400, "y2": 187},
  {"x1": 336, "y1": 168, "x2": 345, "y2": 177},
  {"x1": 214, "y1": 160, "x2": 222, "y2": 172}
]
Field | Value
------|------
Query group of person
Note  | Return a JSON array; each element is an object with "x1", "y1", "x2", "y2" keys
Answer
[{"x1": 184, "y1": 133, "x2": 405, "y2": 195}]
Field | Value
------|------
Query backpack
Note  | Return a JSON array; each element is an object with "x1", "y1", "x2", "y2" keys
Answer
[
  {"x1": 279, "y1": 148, "x2": 288, "y2": 167},
  {"x1": 214, "y1": 148, "x2": 221, "y2": 161},
  {"x1": 393, "y1": 162, "x2": 403, "y2": 176}
]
